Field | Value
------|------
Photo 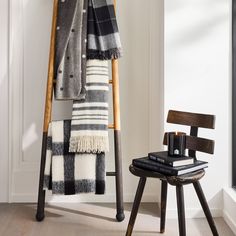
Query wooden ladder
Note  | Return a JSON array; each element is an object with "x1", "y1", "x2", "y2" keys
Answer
[{"x1": 35, "y1": 0, "x2": 125, "y2": 222}]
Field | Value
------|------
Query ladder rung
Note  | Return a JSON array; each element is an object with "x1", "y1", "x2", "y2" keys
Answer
[
  {"x1": 108, "y1": 124, "x2": 115, "y2": 129},
  {"x1": 106, "y1": 172, "x2": 116, "y2": 176}
]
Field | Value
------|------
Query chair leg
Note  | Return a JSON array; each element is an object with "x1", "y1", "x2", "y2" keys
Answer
[
  {"x1": 176, "y1": 185, "x2": 186, "y2": 236},
  {"x1": 160, "y1": 180, "x2": 168, "y2": 233},
  {"x1": 193, "y1": 181, "x2": 219, "y2": 236},
  {"x1": 126, "y1": 177, "x2": 146, "y2": 236}
]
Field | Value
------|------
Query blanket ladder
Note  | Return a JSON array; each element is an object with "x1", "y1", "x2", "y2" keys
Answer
[{"x1": 35, "y1": 0, "x2": 125, "y2": 222}]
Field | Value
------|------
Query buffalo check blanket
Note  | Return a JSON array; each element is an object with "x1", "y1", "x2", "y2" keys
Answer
[{"x1": 43, "y1": 120, "x2": 105, "y2": 195}]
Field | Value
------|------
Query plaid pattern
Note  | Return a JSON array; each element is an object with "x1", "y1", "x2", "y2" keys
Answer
[
  {"x1": 44, "y1": 120, "x2": 106, "y2": 195},
  {"x1": 69, "y1": 60, "x2": 109, "y2": 153},
  {"x1": 87, "y1": 0, "x2": 122, "y2": 60}
]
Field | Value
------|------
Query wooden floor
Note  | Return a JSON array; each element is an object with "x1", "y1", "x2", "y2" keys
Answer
[{"x1": 0, "y1": 203, "x2": 234, "y2": 236}]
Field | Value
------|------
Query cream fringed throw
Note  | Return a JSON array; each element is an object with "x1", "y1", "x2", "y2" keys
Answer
[
  {"x1": 43, "y1": 120, "x2": 106, "y2": 195},
  {"x1": 69, "y1": 60, "x2": 109, "y2": 153}
]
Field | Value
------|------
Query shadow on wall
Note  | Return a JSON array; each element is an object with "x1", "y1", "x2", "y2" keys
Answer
[
  {"x1": 193, "y1": 190, "x2": 226, "y2": 234},
  {"x1": 166, "y1": 0, "x2": 229, "y2": 48},
  {"x1": 21, "y1": 0, "x2": 73, "y2": 159},
  {"x1": 192, "y1": 189, "x2": 222, "y2": 217}
]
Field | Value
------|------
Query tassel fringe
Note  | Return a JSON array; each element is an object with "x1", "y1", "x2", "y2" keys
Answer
[
  {"x1": 69, "y1": 136, "x2": 109, "y2": 153},
  {"x1": 87, "y1": 48, "x2": 123, "y2": 60}
]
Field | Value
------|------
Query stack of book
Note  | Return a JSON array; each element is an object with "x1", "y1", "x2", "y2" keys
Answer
[{"x1": 132, "y1": 151, "x2": 208, "y2": 176}]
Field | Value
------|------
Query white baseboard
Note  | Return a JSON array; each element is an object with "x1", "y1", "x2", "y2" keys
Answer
[
  {"x1": 223, "y1": 188, "x2": 236, "y2": 235},
  {"x1": 166, "y1": 208, "x2": 222, "y2": 219},
  {"x1": 223, "y1": 210, "x2": 236, "y2": 235},
  {"x1": 8, "y1": 193, "x2": 159, "y2": 203}
]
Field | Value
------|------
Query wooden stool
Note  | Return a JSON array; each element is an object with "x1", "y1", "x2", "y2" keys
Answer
[{"x1": 125, "y1": 110, "x2": 219, "y2": 236}]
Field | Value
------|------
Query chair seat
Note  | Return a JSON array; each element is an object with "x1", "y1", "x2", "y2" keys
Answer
[
  {"x1": 166, "y1": 169, "x2": 205, "y2": 186},
  {"x1": 129, "y1": 165, "x2": 205, "y2": 186}
]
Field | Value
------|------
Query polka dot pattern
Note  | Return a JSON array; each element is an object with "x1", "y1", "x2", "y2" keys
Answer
[{"x1": 54, "y1": 0, "x2": 88, "y2": 100}]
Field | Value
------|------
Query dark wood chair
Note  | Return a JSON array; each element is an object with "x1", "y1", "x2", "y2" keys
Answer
[{"x1": 125, "y1": 110, "x2": 219, "y2": 236}]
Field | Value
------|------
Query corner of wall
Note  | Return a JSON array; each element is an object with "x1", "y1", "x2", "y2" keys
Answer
[{"x1": 223, "y1": 188, "x2": 236, "y2": 234}]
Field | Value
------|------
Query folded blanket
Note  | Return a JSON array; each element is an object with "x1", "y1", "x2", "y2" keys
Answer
[
  {"x1": 54, "y1": 0, "x2": 88, "y2": 100},
  {"x1": 44, "y1": 120, "x2": 105, "y2": 195},
  {"x1": 87, "y1": 0, "x2": 122, "y2": 60},
  {"x1": 69, "y1": 60, "x2": 109, "y2": 153}
]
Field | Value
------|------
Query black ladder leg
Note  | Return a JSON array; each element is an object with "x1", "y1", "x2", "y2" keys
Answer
[
  {"x1": 160, "y1": 180, "x2": 168, "y2": 233},
  {"x1": 35, "y1": 133, "x2": 48, "y2": 221},
  {"x1": 114, "y1": 130, "x2": 125, "y2": 222},
  {"x1": 35, "y1": 0, "x2": 58, "y2": 222},
  {"x1": 176, "y1": 185, "x2": 186, "y2": 236},
  {"x1": 193, "y1": 181, "x2": 219, "y2": 236},
  {"x1": 126, "y1": 177, "x2": 147, "y2": 236}
]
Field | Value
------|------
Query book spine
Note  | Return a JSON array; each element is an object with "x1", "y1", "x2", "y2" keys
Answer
[
  {"x1": 133, "y1": 161, "x2": 178, "y2": 175},
  {"x1": 149, "y1": 155, "x2": 173, "y2": 167}
]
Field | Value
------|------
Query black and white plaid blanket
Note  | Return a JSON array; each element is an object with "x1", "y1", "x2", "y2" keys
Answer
[
  {"x1": 87, "y1": 0, "x2": 122, "y2": 60},
  {"x1": 44, "y1": 120, "x2": 105, "y2": 195}
]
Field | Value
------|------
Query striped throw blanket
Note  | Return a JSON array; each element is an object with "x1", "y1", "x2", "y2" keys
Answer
[
  {"x1": 44, "y1": 120, "x2": 106, "y2": 195},
  {"x1": 69, "y1": 60, "x2": 109, "y2": 153}
]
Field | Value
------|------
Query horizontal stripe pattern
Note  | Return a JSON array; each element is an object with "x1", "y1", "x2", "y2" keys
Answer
[
  {"x1": 85, "y1": 86, "x2": 109, "y2": 91},
  {"x1": 72, "y1": 120, "x2": 108, "y2": 125},
  {"x1": 72, "y1": 110, "x2": 109, "y2": 116},
  {"x1": 73, "y1": 102, "x2": 108, "y2": 108},
  {"x1": 69, "y1": 60, "x2": 109, "y2": 153}
]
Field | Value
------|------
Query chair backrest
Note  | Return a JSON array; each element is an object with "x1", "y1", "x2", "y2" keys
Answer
[{"x1": 163, "y1": 110, "x2": 215, "y2": 159}]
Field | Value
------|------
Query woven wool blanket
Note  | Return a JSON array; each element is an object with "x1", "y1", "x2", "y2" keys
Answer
[
  {"x1": 54, "y1": 0, "x2": 88, "y2": 100},
  {"x1": 87, "y1": 0, "x2": 122, "y2": 60},
  {"x1": 69, "y1": 60, "x2": 109, "y2": 153},
  {"x1": 43, "y1": 120, "x2": 106, "y2": 195}
]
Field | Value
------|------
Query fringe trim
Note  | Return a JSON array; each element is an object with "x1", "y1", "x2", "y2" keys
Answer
[
  {"x1": 69, "y1": 136, "x2": 109, "y2": 153},
  {"x1": 87, "y1": 48, "x2": 123, "y2": 60}
]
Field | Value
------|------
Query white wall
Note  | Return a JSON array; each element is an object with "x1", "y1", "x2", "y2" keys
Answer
[
  {"x1": 165, "y1": 0, "x2": 231, "y2": 217},
  {"x1": 4, "y1": 0, "x2": 164, "y2": 203},
  {"x1": 0, "y1": 0, "x2": 9, "y2": 202}
]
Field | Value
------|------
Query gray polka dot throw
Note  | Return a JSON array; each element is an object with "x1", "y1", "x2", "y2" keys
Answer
[{"x1": 54, "y1": 0, "x2": 88, "y2": 100}]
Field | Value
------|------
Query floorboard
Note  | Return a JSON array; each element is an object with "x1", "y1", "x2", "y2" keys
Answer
[{"x1": 0, "y1": 203, "x2": 234, "y2": 236}]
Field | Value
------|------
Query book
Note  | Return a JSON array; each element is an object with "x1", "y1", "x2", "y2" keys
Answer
[
  {"x1": 132, "y1": 157, "x2": 208, "y2": 176},
  {"x1": 148, "y1": 151, "x2": 194, "y2": 167}
]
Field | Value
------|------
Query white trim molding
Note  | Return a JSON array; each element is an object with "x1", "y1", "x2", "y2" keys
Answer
[
  {"x1": 0, "y1": 0, "x2": 10, "y2": 202},
  {"x1": 223, "y1": 188, "x2": 236, "y2": 234},
  {"x1": 8, "y1": 0, "x2": 49, "y2": 202}
]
